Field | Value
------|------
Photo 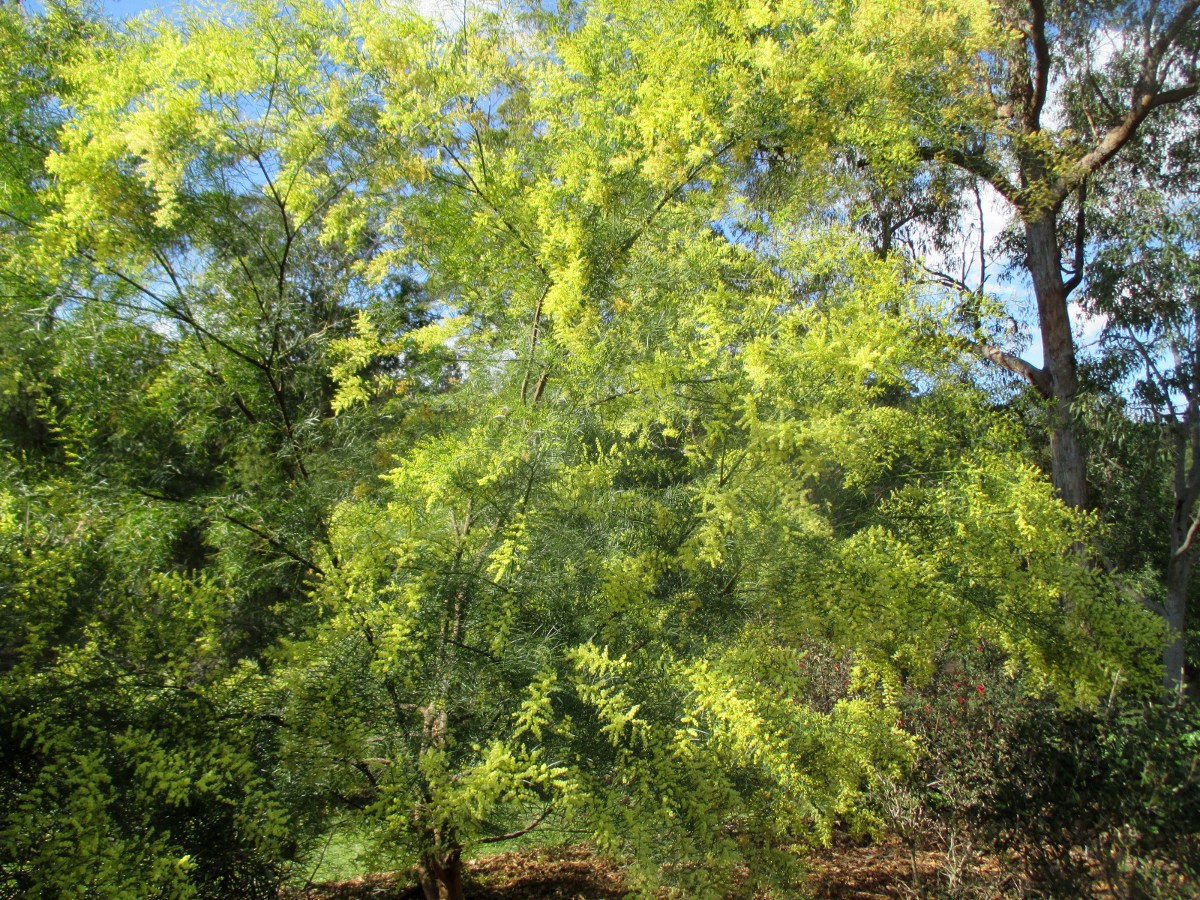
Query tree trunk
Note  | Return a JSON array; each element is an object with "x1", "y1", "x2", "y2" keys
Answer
[
  {"x1": 1024, "y1": 212, "x2": 1089, "y2": 510},
  {"x1": 1048, "y1": 407, "x2": 1088, "y2": 511},
  {"x1": 1164, "y1": 548, "x2": 1188, "y2": 696},
  {"x1": 419, "y1": 847, "x2": 465, "y2": 900}
]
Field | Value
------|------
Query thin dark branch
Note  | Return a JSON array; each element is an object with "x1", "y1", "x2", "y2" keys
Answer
[
  {"x1": 440, "y1": 142, "x2": 550, "y2": 280},
  {"x1": 915, "y1": 146, "x2": 1019, "y2": 204},
  {"x1": 1062, "y1": 179, "x2": 1087, "y2": 295},
  {"x1": 445, "y1": 637, "x2": 498, "y2": 663},
  {"x1": 520, "y1": 282, "x2": 552, "y2": 405},
  {"x1": 138, "y1": 489, "x2": 324, "y2": 575},
  {"x1": 604, "y1": 135, "x2": 740, "y2": 273},
  {"x1": 477, "y1": 806, "x2": 554, "y2": 845}
]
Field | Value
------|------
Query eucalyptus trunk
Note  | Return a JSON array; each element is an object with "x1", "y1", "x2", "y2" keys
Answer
[
  {"x1": 1166, "y1": 419, "x2": 1199, "y2": 697},
  {"x1": 1164, "y1": 546, "x2": 1189, "y2": 697},
  {"x1": 1024, "y1": 212, "x2": 1089, "y2": 511}
]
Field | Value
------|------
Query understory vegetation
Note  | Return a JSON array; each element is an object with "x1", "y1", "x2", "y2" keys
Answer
[{"x1": 1, "y1": 0, "x2": 1198, "y2": 898}]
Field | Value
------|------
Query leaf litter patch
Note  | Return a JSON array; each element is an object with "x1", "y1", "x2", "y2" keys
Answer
[{"x1": 285, "y1": 840, "x2": 998, "y2": 899}]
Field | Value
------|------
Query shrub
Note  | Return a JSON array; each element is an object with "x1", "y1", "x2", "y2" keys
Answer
[{"x1": 888, "y1": 654, "x2": 1200, "y2": 899}]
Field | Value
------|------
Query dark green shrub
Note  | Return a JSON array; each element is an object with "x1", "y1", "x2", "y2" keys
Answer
[
  {"x1": 968, "y1": 701, "x2": 1200, "y2": 899},
  {"x1": 892, "y1": 655, "x2": 1200, "y2": 899}
]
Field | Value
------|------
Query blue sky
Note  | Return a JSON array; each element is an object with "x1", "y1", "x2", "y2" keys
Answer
[
  {"x1": 102, "y1": 0, "x2": 177, "y2": 15},
  {"x1": 23, "y1": 1, "x2": 179, "y2": 17}
]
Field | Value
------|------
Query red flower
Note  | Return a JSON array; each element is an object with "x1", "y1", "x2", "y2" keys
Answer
[{"x1": 977, "y1": 684, "x2": 985, "y2": 694}]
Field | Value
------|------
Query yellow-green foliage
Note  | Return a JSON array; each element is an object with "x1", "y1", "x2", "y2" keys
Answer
[
  {"x1": 285, "y1": 197, "x2": 1152, "y2": 900},
  {"x1": 0, "y1": 0, "x2": 1166, "y2": 896},
  {"x1": 0, "y1": 490, "x2": 293, "y2": 897}
]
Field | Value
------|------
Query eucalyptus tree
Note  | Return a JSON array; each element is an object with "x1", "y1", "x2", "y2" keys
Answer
[
  {"x1": 839, "y1": 0, "x2": 1200, "y2": 512},
  {"x1": 1082, "y1": 101, "x2": 1200, "y2": 692},
  {"x1": 620, "y1": 0, "x2": 1199, "y2": 511},
  {"x1": 930, "y1": 0, "x2": 1198, "y2": 511}
]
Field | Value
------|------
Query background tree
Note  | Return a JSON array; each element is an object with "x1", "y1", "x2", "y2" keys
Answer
[
  {"x1": 620, "y1": 0, "x2": 1199, "y2": 511},
  {"x1": 892, "y1": 0, "x2": 1199, "y2": 511},
  {"x1": 1083, "y1": 100, "x2": 1200, "y2": 691}
]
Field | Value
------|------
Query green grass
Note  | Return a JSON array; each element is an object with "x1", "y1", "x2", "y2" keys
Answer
[
  {"x1": 285, "y1": 814, "x2": 584, "y2": 890},
  {"x1": 289, "y1": 828, "x2": 374, "y2": 886}
]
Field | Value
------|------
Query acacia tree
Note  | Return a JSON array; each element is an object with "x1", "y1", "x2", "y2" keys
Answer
[
  {"x1": 27, "y1": 0, "x2": 449, "y2": 644},
  {"x1": 0, "y1": 0, "x2": 99, "y2": 456},
  {"x1": 292, "y1": 225, "x2": 1150, "y2": 900},
  {"x1": 0, "y1": 1, "x2": 1171, "y2": 897},
  {"x1": 269, "y1": 5, "x2": 1158, "y2": 897}
]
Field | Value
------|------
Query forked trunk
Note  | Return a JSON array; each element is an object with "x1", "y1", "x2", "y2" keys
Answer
[{"x1": 419, "y1": 847, "x2": 465, "y2": 900}]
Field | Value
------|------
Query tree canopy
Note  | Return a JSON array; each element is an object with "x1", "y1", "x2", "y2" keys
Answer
[{"x1": 0, "y1": 1, "x2": 1194, "y2": 897}]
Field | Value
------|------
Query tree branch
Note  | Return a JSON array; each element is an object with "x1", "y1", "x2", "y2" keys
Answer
[
  {"x1": 1172, "y1": 513, "x2": 1200, "y2": 560},
  {"x1": 1025, "y1": 0, "x2": 1052, "y2": 130},
  {"x1": 520, "y1": 282, "x2": 552, "y2": 405},
  {"x1": 137, "y1": 489, "x2": 324, "y2": 575},
  {"x1": 477, "y1": 806, "x2": 554, "y2": 845},
  {"x1": 962, "y1": 337, "x2": 1052, "y2": 396},
  {"x1": 915, "y1": 145, "x2": 1019, "y2": 204},
  {"x1": 1143, "y1": 0, "x2": 1200, "y2": 81},
  {"x1": 439, "y1": 143, "x2": 550, "y2": 281}
]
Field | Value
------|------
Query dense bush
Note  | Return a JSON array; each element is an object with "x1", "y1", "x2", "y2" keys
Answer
[
  {"x1": 972, "y1": 701, "x2": 1200, "y2": 898},
  {"x1": 888, "y1": 656, "x2": 1200, "y2": 899}
]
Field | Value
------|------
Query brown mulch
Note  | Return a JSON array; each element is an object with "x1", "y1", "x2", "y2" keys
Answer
[
  {"x1": 287, "y1": 840, "x2": 992, "y2": 899},
  {"x1": 466, "y1": 848, "x2": 632, "y2": 899},
  {"x1": 805, "y1": 839, "x2": 940, "y2": 899},
  {"x1": 289, "y1": 872, "x2": 408, "y2": 899},
  {"x1": 287, "y1": 847, "x2": 633, "y2": 900},
  {"x1": 804, "y1": 837, "x2": 1013, "y2": 899}
]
